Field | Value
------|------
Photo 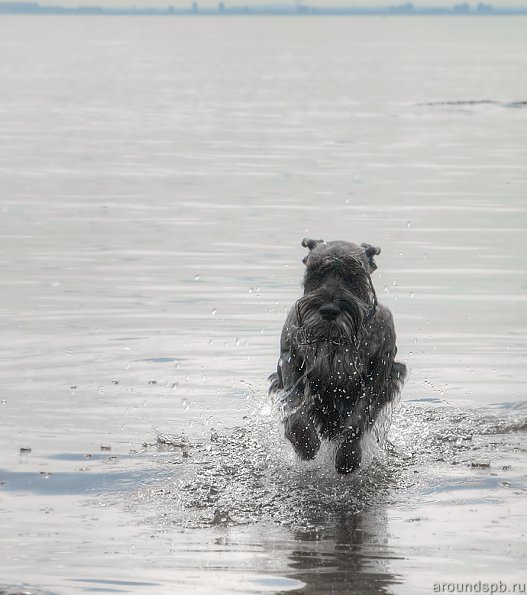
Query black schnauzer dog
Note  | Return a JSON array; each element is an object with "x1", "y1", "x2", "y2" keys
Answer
[{"x1": 269, "y1": 238, "x2": 406, "y2": 474}]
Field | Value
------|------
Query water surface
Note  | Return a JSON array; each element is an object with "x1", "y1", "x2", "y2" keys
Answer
[{"x1": 0, "y1": 15, "x2": 526, "y2": 595}]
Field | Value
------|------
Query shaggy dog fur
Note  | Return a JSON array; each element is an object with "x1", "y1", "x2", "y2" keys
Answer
[{"x1": 269, "y1": 238, "x2": 407, "y2": 473}]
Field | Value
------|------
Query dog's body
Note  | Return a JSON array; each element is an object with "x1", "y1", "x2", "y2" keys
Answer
[{"x1": 269, "y1": 238, "x2": 406, "y2": 473}]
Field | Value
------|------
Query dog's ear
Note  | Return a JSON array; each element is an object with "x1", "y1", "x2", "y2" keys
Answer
[
  {"x1": 301, "y1": 238, "x2": 324, "y2": 265},
  {"x1": 361, "y1": 243, "x2": 381, "y2": 271},
  {"x1": 301, "y1": 238, "x2": 324, "y2": 250}
]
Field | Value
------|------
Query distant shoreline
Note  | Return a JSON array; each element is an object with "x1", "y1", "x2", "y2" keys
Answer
[{"x1": 1, "y1": 2, "x2": 527, "y2": 16}]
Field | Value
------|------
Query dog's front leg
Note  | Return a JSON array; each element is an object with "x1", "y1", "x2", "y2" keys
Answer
[
  {"x1": 335, "y1": 351, "x2": 398, "y2": 473},
  {"x1": 276, "y1": 349, "x2": 320, "y2": 461}
]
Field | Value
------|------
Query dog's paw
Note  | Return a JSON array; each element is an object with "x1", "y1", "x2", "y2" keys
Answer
[
  {"x1": 284, "y1": 412, "x2": 321, "y2": 460},
  {"x1": 335, "y1": 436, "x2": 362, "y2": 474}
]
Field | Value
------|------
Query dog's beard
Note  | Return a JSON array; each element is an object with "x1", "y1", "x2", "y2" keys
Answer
[
  {"x1": 293, "y1": 293, "x2": 372, "y2": 389},
  {"x1": 295, "y1": 294, "x2": 369, "y2": 345}
]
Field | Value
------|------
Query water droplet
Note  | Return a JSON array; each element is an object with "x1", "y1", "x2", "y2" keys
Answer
[
  {"x1": 182, "y1": 398, "x2": 190, "y2": 411},
  {"x1": 194, "y1": 274, "x2": 200, "y2": 281},
  {"x1": 407, "y1": 221, "x2": 411, "y2": 228},
  {"x1": 211, "y1": 308, "x2": 217, "y2": 315},
  {"x1": 148, "y1": 379, "x2": 157, "y2": 385},
  {"x1": 410, "y1": 292, "x2": 415, "y2": 298}
]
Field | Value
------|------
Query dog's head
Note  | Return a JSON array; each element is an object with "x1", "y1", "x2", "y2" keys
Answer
[{"x1": 296, "y1": 238, "x2": 379, "y2": 341}]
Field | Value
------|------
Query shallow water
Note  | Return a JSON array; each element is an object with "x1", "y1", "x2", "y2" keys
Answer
[{"x1": 0, "y1": 15, "x2": 526, "y2": 595}]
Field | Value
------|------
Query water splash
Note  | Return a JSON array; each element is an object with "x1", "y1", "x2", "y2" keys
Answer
[{"x1": 133, "y1": 398, "x2": 527, "y2": 532}]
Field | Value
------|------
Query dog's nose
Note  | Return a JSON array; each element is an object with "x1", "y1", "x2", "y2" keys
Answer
[{"x1": 319, "y1": 303, "x2": 341, "y2": 321}]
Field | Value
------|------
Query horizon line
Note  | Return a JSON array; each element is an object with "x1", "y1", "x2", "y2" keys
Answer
[{"x1": 1, "y1": 1, "x2": 527, "y2": 15}]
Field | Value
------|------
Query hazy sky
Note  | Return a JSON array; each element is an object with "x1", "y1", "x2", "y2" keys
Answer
[{"x1": 33, "y1": 0, "x2": 527, "y2": 6}]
